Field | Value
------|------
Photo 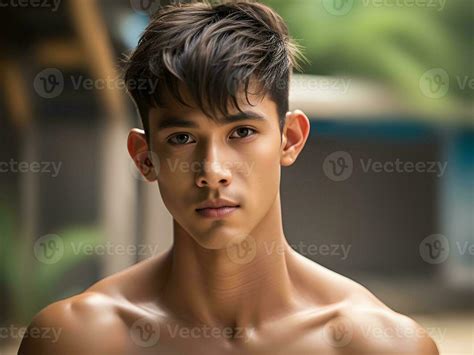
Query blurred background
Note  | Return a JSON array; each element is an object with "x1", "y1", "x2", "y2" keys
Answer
[{"x1": 0, "y1": 0, "x2": 472, "y2": 353}]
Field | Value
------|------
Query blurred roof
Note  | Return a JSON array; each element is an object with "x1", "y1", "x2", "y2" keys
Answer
[{"x1": 290, "y1": 74, "x2": 473, "y2": 125}]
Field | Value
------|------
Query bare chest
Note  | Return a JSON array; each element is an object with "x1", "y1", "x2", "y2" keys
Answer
[{"x1": 124, "y1": 316, "x2": 349, "y2": 355}]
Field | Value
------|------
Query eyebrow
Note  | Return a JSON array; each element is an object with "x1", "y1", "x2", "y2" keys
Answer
[{"x1": 155, "y1": 110, "x2": 267, "y2": 131}]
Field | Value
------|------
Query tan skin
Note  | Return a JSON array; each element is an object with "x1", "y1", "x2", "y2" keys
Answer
[{"x1": 18, "y1": 85, "x2": 439, "y2": 355}]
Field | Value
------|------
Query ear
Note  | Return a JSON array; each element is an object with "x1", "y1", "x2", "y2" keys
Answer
[
  {"x1": 280, "y1": 110, "x2": 311, "y2": 167},
  {"x1": 127, "y1": 128, "x2": 158, "y2": 182}
]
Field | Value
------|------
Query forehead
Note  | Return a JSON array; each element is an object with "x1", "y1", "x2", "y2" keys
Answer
[{"x1": 149, "y1": 80, "x2": 279, "y2": 128}]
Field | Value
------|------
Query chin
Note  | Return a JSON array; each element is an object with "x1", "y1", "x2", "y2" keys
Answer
[
  {"x1": 191, "y1": 232, "x2": 234, "y2": 250},
  {"x1": 191, "y1": 228, "x2": 249, "y2": 250}
]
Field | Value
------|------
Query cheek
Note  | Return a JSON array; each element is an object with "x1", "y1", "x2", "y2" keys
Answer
[
  {"x1": 156, "y1": 175, "x2": 179, "y2": 213},
  {"x1": 242, "y1": 137, "x2": 281, "y2": 200},
  {"x1": 154, "y1": 145, "x2": 192, "y2": 182},
  {"x1": 154, "y1": 152, "x2": 193, "y2": 211}
]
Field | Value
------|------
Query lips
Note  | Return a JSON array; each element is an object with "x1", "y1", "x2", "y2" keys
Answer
[
  {"x1": 196, "y1": 206, "x2": 239, "y2": 218},
  {"x1": 195, "y1": 198, "x2": 240, "y2": 218},
  {"x1": 195, "y1": 198, "x2": 240, "y2": 210}
]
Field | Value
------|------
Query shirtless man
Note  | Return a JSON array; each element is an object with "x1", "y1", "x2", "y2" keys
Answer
[{"x1": 18, "y1": 1, "x2": 439, "y2": 354}]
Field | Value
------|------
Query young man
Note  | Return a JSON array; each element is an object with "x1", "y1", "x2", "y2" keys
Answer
[{"x1": 19, "y1": 1, "x2": 439, "y2": 354}]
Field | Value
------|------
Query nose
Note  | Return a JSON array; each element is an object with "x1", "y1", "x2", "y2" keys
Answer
[{"x1": 195, "y1": 143, "x2": 232, "y2": 188}]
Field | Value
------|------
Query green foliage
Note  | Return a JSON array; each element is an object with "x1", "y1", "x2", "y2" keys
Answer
[
  {"x1": 263, "y1": 0, "x2": 473, "y2": 115},
  {"x1": 0, "y1": 204, "x2": 101, "y2": 323}
]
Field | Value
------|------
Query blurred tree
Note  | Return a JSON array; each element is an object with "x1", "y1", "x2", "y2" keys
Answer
[{"x1": 263, "y1": 0, "x2": 473, "y2": 115}]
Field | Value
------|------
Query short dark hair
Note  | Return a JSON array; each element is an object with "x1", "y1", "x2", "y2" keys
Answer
[{"x1": 123, "y1": 0, "x2": 306, "y2": 140}]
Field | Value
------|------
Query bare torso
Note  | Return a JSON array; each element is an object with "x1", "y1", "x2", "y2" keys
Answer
[{"x1": 18, "y1": 249, "x2": 439, "y2": 355}]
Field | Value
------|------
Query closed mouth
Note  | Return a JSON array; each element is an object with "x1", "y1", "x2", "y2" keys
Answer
[
  {"x1": 196, "y1": 205, "x2": 240, "y2": 210},
  {"x1": 195, "y1": 205, "x2": 240, "y2": 218}
]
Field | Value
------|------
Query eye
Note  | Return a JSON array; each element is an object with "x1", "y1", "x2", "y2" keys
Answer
[
  {"x1": 230, "y1": 127, "x2": 257, "y2": 139},
  {"x1": 167, "y1": 133, "x2": 196, "y2": 145}
]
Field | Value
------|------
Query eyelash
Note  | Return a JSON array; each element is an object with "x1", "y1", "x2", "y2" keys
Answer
[{"x1": 167, "y1": 127, "x2": 257, "y2": 145}]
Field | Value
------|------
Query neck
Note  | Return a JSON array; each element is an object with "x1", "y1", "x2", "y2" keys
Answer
[{"x1": 162, "y1": 193, "x2": 303, "y2": 332}]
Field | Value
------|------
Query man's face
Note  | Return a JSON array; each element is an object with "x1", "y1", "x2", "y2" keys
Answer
[{"x1": 146, "y1": 88, "x2": 284, "y2": 249}]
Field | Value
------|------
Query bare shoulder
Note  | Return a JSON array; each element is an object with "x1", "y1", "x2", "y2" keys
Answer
[
  {"x1": 325, "y1": 302, "x2": 440, "y2": 355},
  {"x1": 18, "y1": 254, "x2": 170, "y2": 355},
  {"x1": 18, "y1": 291, "x2": 130, "y2": 355},
  {"x1": 295, "y1": 257, "x2": 439, "y2": 354},
  {"x1": 329, "y1": 270, "x2": 439, "y2": 354}
]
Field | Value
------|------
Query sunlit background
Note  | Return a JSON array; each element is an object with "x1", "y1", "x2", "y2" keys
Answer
[{"x1": 0, "y1": 0, "x2": 472, "y2": 354}]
